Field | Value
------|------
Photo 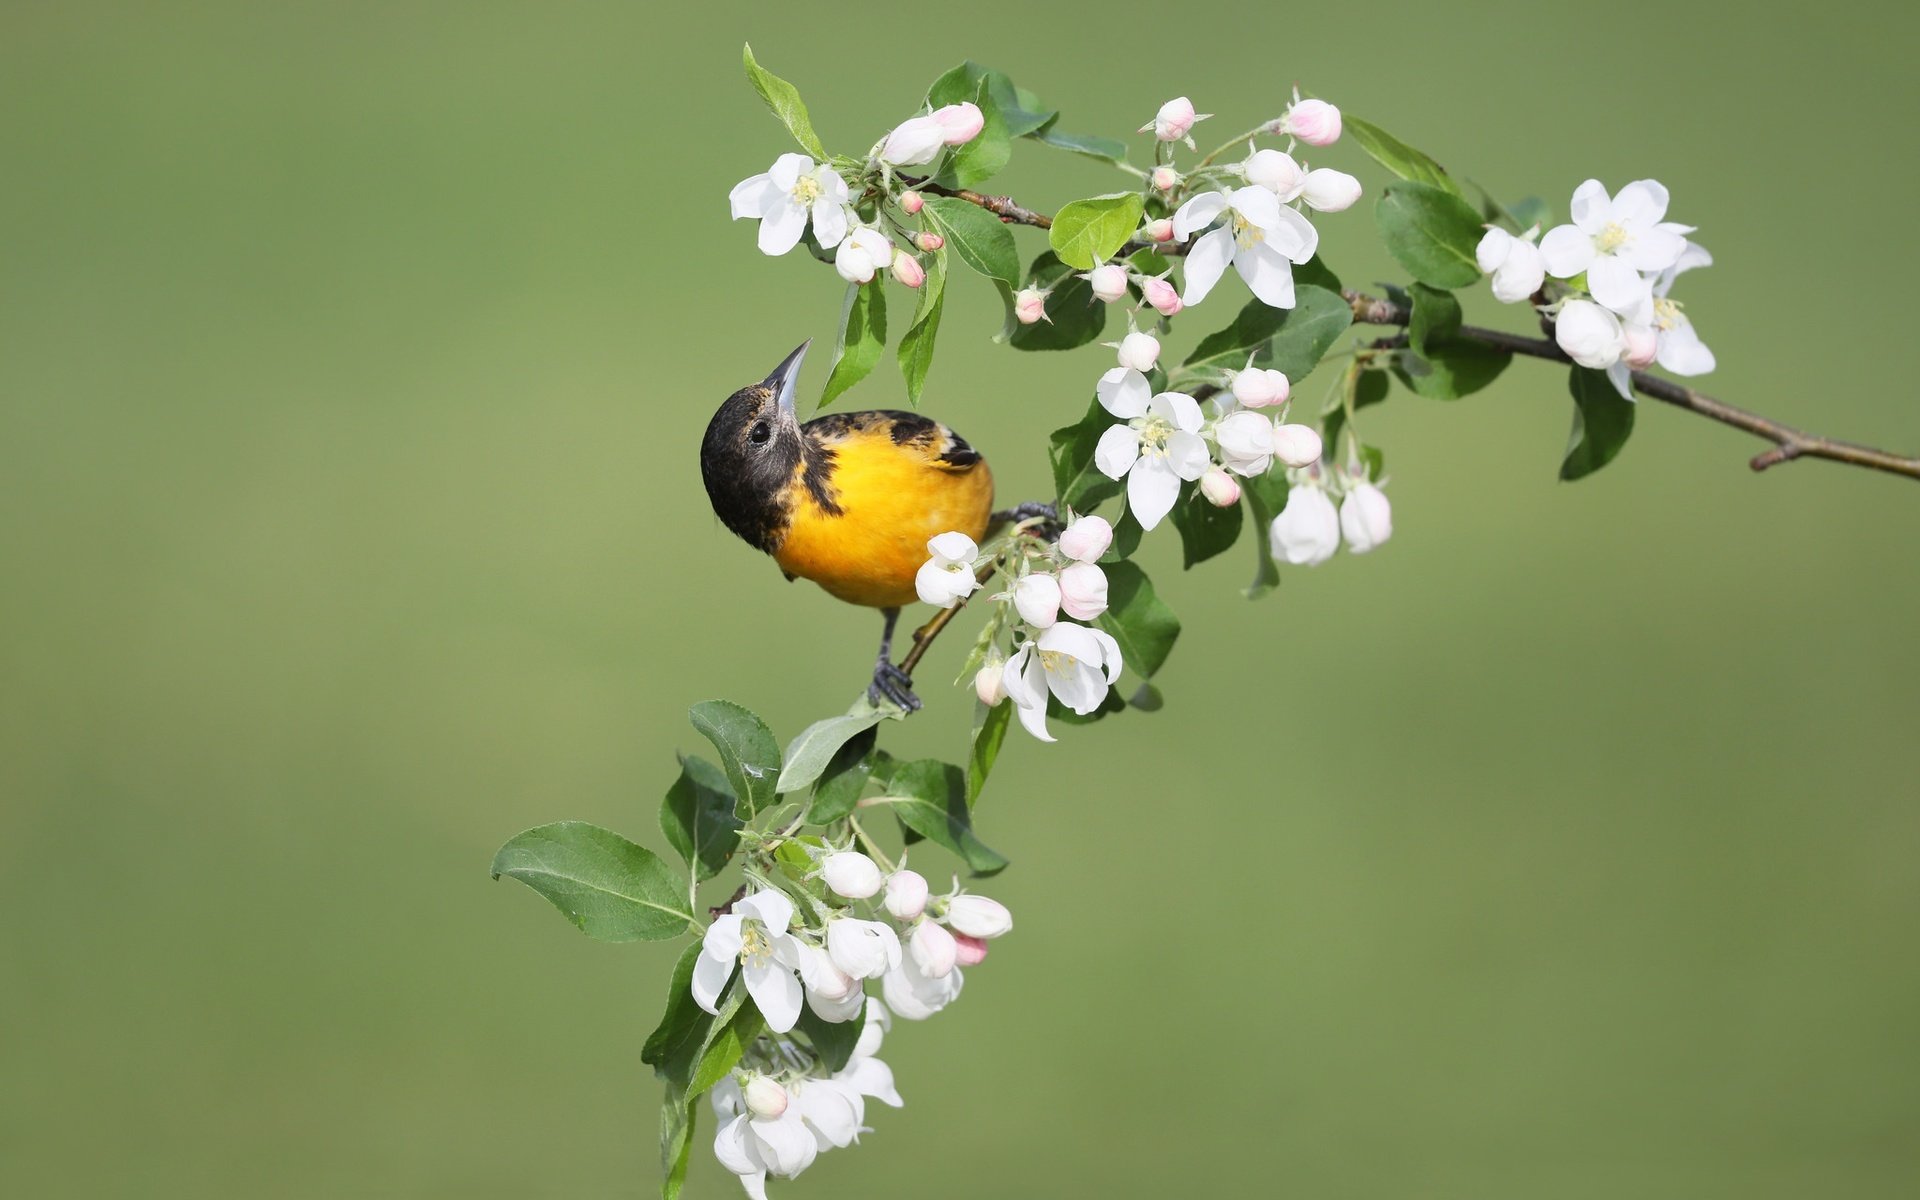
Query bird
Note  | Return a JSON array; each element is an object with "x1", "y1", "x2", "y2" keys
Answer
[{"x1": 700, "y1": 340, "x2": 995, "y2": 710}]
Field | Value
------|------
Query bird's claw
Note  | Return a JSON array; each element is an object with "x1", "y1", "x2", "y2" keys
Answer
[{"x1": 868, "y1": 659, "x2": 922, "y2": 713}]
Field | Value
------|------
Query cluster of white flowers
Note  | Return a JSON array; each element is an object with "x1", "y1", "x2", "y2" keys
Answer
[
  {"x1": 1481, "y1": 178, "x2": 1715, "y2": 399},
  {"x1": 1268, "y1": 465, "x2": 1392, "y2": 566},
  {"x1": 730, "y1": 104, "x2": 986, "y2": 290},
  {"x1": 694, "y1": 859, "x2": 1012, "y2": 1197}
]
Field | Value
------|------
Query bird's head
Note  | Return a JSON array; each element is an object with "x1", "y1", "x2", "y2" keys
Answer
[{"x1": 700, "y1": 340, "x2": 811, "y2": 552}]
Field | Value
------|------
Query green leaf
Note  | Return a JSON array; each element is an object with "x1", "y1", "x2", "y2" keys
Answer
[
  {"x1": 1010, "y1": 251, "x2": 1107, "y2": 351},
  {"x1": 796, "y1": 1005, "x2": 863, "y2": 1075},
  {"x1": 643, "y1": 943, "x2": 712, "y2": 1087},
  {"x1": 819, "y1": 281, "x2": 887, "y2": 409},
  {"x1": 926, "y1": 62, "x2": 1054, "y2": 137},
  {"x1": 1105, "y1": 506, "x2": 1144, "y2": 562},
  {"x1": 1184, "y1": 285, "x2": 1352, "y2": 381},
  {"x1": 740, "y1": 44, "x2": 827, "y2": 160},
  {"x1": 660, "y1": 754, "x2": 740, "y2": 885},
  {"x1": 1394, "y1": 341, "x2": 1511, "y2": 400},
  {"x1": 875, "y1": 759, "x2": 1008, "y2": 875},
  {"x1": 1048, "y1": 397, "x2": 1123, "y2": 512},
  {"x1": 1376, "y1": 181, "x2": 1485, "y2": 289},
  {"x1": 923, "y1": 196, "x2": 1019, "y2": 288},
  {"x1": 967, "y1": 699, "x2": 1012, "y2": 807},
  {"x1": 1293, "y1": 254, "x2": 1343, "y2": 294},
  {"x1": 805, "y1": 725, "x2": 880, "y2": 825},
  {"x1": 1343, "y1": 115, "x2": 1463, "y2": 198},
  {"x1": 778, "y1": 701, "x2": 891, "y2": 794},
  {"x1": 660, "y1": 1097, "x2": 696, "y2": 1200},
  {"x1": 1240, "y1": 472, "x2": 1288, "y2": 599},
  {"x1": 1562, "y1": 366, "x2": 1635, "y2": 481},
  {"x1": 1169, "y1": 483, "x2": 1244, "y2": 568},
  {"x1": 1048, "y1": 193, "x2": 1144, "y2": 270},
  {"x1": 1028, "y1": 119, "x2": 1128, "y2": 164},
  {"x1": 490, "y1": 822, "x2": 694, "y2": 942},
  {"x1": 687, "y1": 987, "x2": 766, "y2": 1098},
  {"x1": 1049, "y1": 687, "x2": 1125, "y2": 726},
  {"x1": 1097, "y1": 561, "x2": 1179, "y2": 678},
  {"x1": 897, "y1": 250, "x2": 946, "y2": 405},
  {"x1": 936, "y1": 77, "x2": 1010, "y2": 190},
  {"x1": 1407, "y1": 283, "x2": 1462, "y2": 357},
  {"x1": 688, "y1": 700, "x2": 782, "y2": 822}
]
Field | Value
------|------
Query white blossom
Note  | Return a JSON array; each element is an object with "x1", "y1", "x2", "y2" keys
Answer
[
  {"x1": 973, "y1": 658, "x2": 1007, "y2": 707},
  {"x1": 1057, "y1": 561, "x2": 1108, "y2": 622},
  {"x1": 1113, "y1": 330, "x2": 1161, "y2": 373},
  {"x1": 794, "y1": 942, "x2": 864, "y2": 1024},
  {"x1": 713, "y1": 1095, "x2": 818, "y2": 1197},
  {"x1": 694, "y1": 889, "x2": 804, "y2": 1033},
  {"x1": 1272, "y1": 423, "x2": 1323, "y2": 469},
  {"x1": 881, "y1": 951, "x2": 964, "y2": 1020},
  {"x1": 744, "y1": 1075, "x2": 790, "y2": 1119},
  {"x1": 1214, "y1": 409, "x2": 1276, "y2": 476},
  {"x1": 819, "y1": 851, "x2": 883, "y2": 900},
  {"x1": 730, "y1": 154, "x2": 850, "y2": 257},
  {"x1": 825, "y1": 916, "x2": 902, "y2": 981},
  {"x1": 907, "y1": 919, "x2": 958, "y2": 978},
  {"x1": 1270, "y1": 482, "x2": 1340, "y2": 566},
  {"x1": 879, "y1": 115, "x2": 945, "y2": 166},
  {"x1": 1172, "y1": 186, "x2": 1319, "y2": 309},
  {"x1": 1013, "y1": 572, "x2": 1061, "y2": 629},
  {"x1": 1014, "y1": 286, "x2": 1048, "y2": 324},
  {"x1": 1085, "y1": 263, "x2": 1129, "y2": 303},
  {"x1": 834, "y1": 227, "x2": 894, "y2": 284},
  {"x1": 1240, "y1": 148, "x2": 1306, "y2": 201},
  {"x1": 944, "y1": 894, "x2": 1013, "y2": 939},
  {"x1": 1056, "y1": 513, "x2": 1112, "y2": 563},
  {"x1": 1299, "y1": 168, "x2": 1361, "y2": 213},
  {"x1": 1001, "y1": 621, "x2": 1123, "y2": 743},
  {"x1": 1538, "y1": 179, "x2": 1686, "y2": 314},
  {"x1": 1339, "y1": 481, "x2": 1393, "y2": 553},
  {"x1": 1200, "y1": 465, "x2": 1242, "y2": 507},
  {"x1": 883, "y1": 870, "x2": 929, "y2": 922},
  {"x1": 1230, "y1": 365, "x2": 1290, "y2": 408},
  {"x1": 1141, "y1": 95, "x2": 1208, "y2": 142},
  {"x1": 915, "y1": 531, "x2": 980, "y2": 607},
  {"x1": 1278, "y1": 97, "x2": 1341, "y2": 146},
  {"x1": 1093, "y1": 388, "x2": 1210, "y2": 530},
  {"x1": 1554, "y1": 298, "x2": 1625, "y2": 369},
  {"x1": 1476, "y1": 225, "x2": 1547, "y2": 304}
]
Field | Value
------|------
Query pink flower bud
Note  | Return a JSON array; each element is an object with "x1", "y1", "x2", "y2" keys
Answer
[
  {"x1": 821, "y1": 851, "x2": 884, "y2": 900},
  {"x1": 1058, "y1": 560, "x2": 1109, "y2": 621},
  {"x1": 944, "y1": 894, "x2": 1012, "y2": 939},
  {"x1": 931, "y1": 102, "x2": 985, "y2": 146},
  {"x1": 744, "y1": 1075, "x2": 790, "y2": 1119},
  {"x1": 880, "y1": 114, "x2": 946, "y2": 166},
  {"x1": 908, "y1": 919, "x2": 959, "y2": 978},
  {"x1": 1145, "y1": 217, "x2": 1175, "y2": 243},
  {"x1": 1150, "y1": 165, "x2": 1180, "y2": 192},
  {"x1": 1057, "y1": 514, "x2": 1112, "y2": 562},
  {"x1": 1115, "y1": 330, "x2": 1161, "y2": 373},
  {"x1": 1272, "y1": 423, "x2": 1324, "y2": 469},
  {"x1": 916, "y1": 231, "x2": 944, "y2": 252},
  {"x1": 1281, "y1": 98, "x2": 1342, "y2": 147},
  {"x1": 1142, "y1": 277, "x2": 1183, "y2": 316},
  {"x1": 899, "y1": 190, "x2": 925, "y2": 215},
  {"x1": 1243, "y1": 149, "x2": 1305, "y2": 200},
  {"x1": 892, "y1": 249, "x2": 927, "y2": 289},
  {"x1": 884, "y1": 869, "x2": 929, "y2": 921},
  {"x1": 1014, "y1": 286, "x2": 1048, "y2": 324},
  {"x1": 974, "y1": 659, "x2": 1007, "y2": 706},
  {"x1": 1200, "y1": 465, "x2": 1242, "y2": 507},
  {"x1": 953, "y1": 933, "x2": 990, "y2": 966},
  {"x1": 1231, "y1": 366, "x2": 1290, "y2": 408},
  {"x1": 1623, "y1": 324, "x2": 1659, "y2": 369},
  {"x1": 1086, "y1": 264, "x2": 1129, "y2": 303},
  {"x1": 1143, "y1": 96, "x2": 1198, "y2": 142}
]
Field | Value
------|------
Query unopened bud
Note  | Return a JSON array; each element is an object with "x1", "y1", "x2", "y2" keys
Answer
[
  {"x1": 1014, "y1": 572, "x2": 1061, "y2": 629},
  {"x1": 1150, "y1": 165, "x2": 1180, "y2": 192},
  {"x1": 931, "y1": 101, "x2": 985, "y2": 146},
  {"x1": 908, "y1": 919, "x2": 959, "y2": 978},
  {"x1": 953, "y1": 933, "x2": 989, "y2": 966},
  {"x1": 1144, "y1": 217, "x2": 1175, "y2": 243},
  {"x1": 821, "y1": 851, "x2": 884, "y2": 900},
  {"x1": 974, "y1": 659, "x2": 1007, "y2": 706},
  {"x1": 1623, "y1": 324, "x2": 1659, "y2": 369},
  {"x1": 884, "y1": 869, "x2": 929, "y2": 921},
  {"x1": 1339, "y1": 482, "x2": 1393, "y2": 554},
  {"x1": 744, "y1": 1075, "x2": 790, "y2": 1119},
  {"x1": 1280, "y1": 98, "x2": 1342, "y2": 147},
  {"x1": 1242, "y1": 149, "x2": 1305, "y2": 200},
  {"x1": 916, "y1": 231, "x2": 944, "y2": 252},
  {"x1": 1086, "y1": 264, "x2": 1129, "y2": 303},
  {"x1": 1142, "y1": 96, "x2": 1199, "y2": 142},
  {"x1": 879, "y1": 114, "x2": 946, "y2": 167},
  {"x1": 943, "y1": 894, "x2": 1013, "y2": 939},
  {"x1": 1230, "y1": 366, "x2": 1290, "y2": 408},
  {"x1": 1057, "y1": 560, "x2": 1109, "y2": 622},
  {"x1": 1115, "y1": 330, "x2": 1161, "y2": 373},
  {"x1": 1057, "y1": 513, "x2": 1112, "y2": 562},
  {"x1": 1141, "y1": 276, "x2": 1183, "y2": 316},
  {"x1": 892, "y1": 249, "x2": 926, "y2": 289},
  {"x1": 898, "y1": 190, "x2": 925, "y2": 215},
  {"x1": 1272, "y1": 423, "x2": 1324, "y2": 469},
  {"x1": 1200, "y1": 465, "x2": 1242, "y2": 507},
  {"x1": 1014, "y1": 286, "x2": 1048, "y2": 324},
  {"x1": 1300, "y1": 167, "x2": 1362, "y2": 213}
]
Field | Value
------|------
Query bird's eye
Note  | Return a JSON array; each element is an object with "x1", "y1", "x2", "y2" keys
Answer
[{"x1": 748, "y1": 421, "x2": 772, "y2": 446}]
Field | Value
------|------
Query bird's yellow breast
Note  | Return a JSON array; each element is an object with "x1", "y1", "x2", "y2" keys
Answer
[{"x1": 773, "y1": 416, "x2": 993, "y2": 608}]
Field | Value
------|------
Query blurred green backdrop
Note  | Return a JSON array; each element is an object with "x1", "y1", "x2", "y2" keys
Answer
[{"x1": 4, "y1": 2, "x2": 1917, "y2": 1196}]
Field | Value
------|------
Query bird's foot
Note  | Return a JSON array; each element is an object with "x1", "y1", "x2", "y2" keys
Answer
[{"x1": 868, "y1": 659, "x2": 922, "y2": 713}]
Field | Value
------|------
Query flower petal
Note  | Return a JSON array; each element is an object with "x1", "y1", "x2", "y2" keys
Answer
[
  {"x1": 1587, "y1": 254, "x2": 1651, "y2": 315},
  {"x1": 1263, "y1": 206, "x2": 1319, "y2": 265},
  {"x1": 1569, "y1": 179, "x2": 1610, "y2": 233},
  {"x1": 1165, "y1": 430, "x2": 1211, "y2": 480},
  {"x1": 1096, "y1": 367, "x2": 1150, "y2": 418},
  {"x1": 1127, "y1": 455, "x2": 1182, "y2": 530},
  {"x1": 729, "y1": 174, "x2": 778, "y2": 220},
  {"x1": 757, "y1": 199, "x2": 807, "y2": 256},
  {"x1": 1657, "y1": 322, "x2": 1716, "y2": 375},
  {"x1": 1180, "y1": 227, "x2": 1234, "y2": 305},
  {"x1": 1094, "y1": 423, "x2": 1141, "y2": 480},
  {"x1": 738, "y1": 889, "x2": 794, "y2": 934},
  {"x1": 811, "y1": 198, "x2": 848, "y2": 250},
  {"x1": 1149, "y1": 390, "x2": 1204, "y2": 432},
  {"x1": 1226, "y1": 185, "x2": 1282, "y2": 231},
  {"x1": 1171, "y1": 190, "x2": 1230, "y2": 240},
  {"x1": 1624, "y1": 225, "x2": 1685, "y2": 273},
  {"x1": 1538, "y1": 224, "x2": 1594, "y2": 278},
  {"x1": 743, "y1": 960, "x2": 803, "y2": 1034},
  {"x1": 692, "y1": 950, "x2": 734, "y2": 1015},
  {"x1": 1476, "y1": 227, "x2": 1513, "y2": 274},
  {"x1": 1234, "y1": 240, "x2": 1297, "y2": 309},
  {"x1": 1612, "y1": 179, "x2": 1669, "y2": 228}
]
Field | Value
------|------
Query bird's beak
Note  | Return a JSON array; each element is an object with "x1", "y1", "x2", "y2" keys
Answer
[{"x1": 763, "y1": 340, "x2": 811, "y2": 418}]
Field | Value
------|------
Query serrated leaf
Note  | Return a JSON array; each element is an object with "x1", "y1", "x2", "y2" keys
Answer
[
  {"x1": 1240, "y1": 471, "x2": 1288, "y2": 599},
  {"x1": 796, "y1": 1005, "x2": 863, "y2": 1075},
  {"x1": 1344, "y1": 115, "x2": 1462, "y2": 199},
  {"x1": 1407, "y1": 283, "x2": 1462, "y2": 357},
  {"x1": 897, "y1": 250, "x2": 946, "y2": 405},
  {"x1": 644, "y1": 943, "x2": 711, "y2": 1086},
  {"x1": 687, "y1": 987, "x2": 765, "y2": 1098},
  {"x1": 741, "y1": 44, "x2": 827, "y2": 160},
  {"x1": 806, "y1": 725, "x2": 880, "y2": 825},
  {"x1": 1048, "y1": 397, "x2": 1123, "y2": 511},
  {"x1": 1010, "y1": 251, "x2": 1107, "y2": 351},
  {"x1": 1394, "y1": 341, "x2": 1511, "y2": 400},
  {"x1": 660, "y1": 754, "x2": 740, "y2": 885},
  {"x1": 1562, "y1": 365, "x2": 1635, "y2": 481},
  {"x1": 491, "y1": 821, "x2": 694, "y2": 941},
  {"x1": 1184, "y1": 285, "x2": 1351, "y2": 381},
  {"x1": 923, "y1": 196, "x2": 1019, "y2": 288},
  {"x1": 1376, "y1": 182, "x2": 1484, "y2": 289},
  {"x1": 1293, "y1": 255, "x2": 1343, "y2": 294},
  {"x1": 689, "y1": 700, "x2": 781, "y2": 822},
  {"x1": 660, "y1": 1098, "x2": 696, "y2": 1200},
  {"x1": 967, "y1": 699, "x2": 1012, "y2": 807},
  {"x1": 1048, "y1": 193, "x2": 1143, "y2": 270},
  {"x1": 926, "y1": 62, "x2": 1054, "y2": 137},
  {"x1": 819, "y1": 281, "x2": 886, "y2": 409},
  {"x1": 1097, "y1": 561, "x2": 1179, "y2": 678},
  {"x1": 935, "y1": 76, "x2": 1010, "y2": 189},
  {"x1": 1028, "y1": 119, "x2": 1128, "y2": 164},
  {"x1": 778, "y1": 701, "x2": 891, "y2": 794},
  {"x1": 1169, "y1": 483, "x2": 1244, "y2": 568},
  {"x1": 873, "y1": 759, "x2": 1007, "y2": 875}
]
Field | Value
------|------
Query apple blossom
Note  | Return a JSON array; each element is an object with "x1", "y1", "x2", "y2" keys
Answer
[
  {"x1": 930, "y1": 101, "x2": 985, "y2": 145},
  {"x1": 1339, "y1": 481, "x2": 1393, "y2": 553},
  {"x1": 1141, "y1": 276, "x2": 1183, "y2": 316},
  {"x1": 884, "y1": 870, "x2": 930, "y2": 922},
  {"x1": 882, "y1": 953, "x2": 964, "y2": 1020},
  {"x1": 792, "y1": 1077, "x2": 862, "y2": 1151},
  {"x1": 1114, "y1": 330, "x2": 1161, "y2": 373},
  {"x1": 1475, "y1": 225, "x2": 1546, "y2": 304},
  {"x1": 879, "y1": 114, "x2": 945, "y2": 166},
  {"x1": 853, "y1": 997, "x2": 889, "y2": 1059},
  {"x1": 834, "y1": 227, "x2": 894, "y2": 284},
  {"x1": 1001, "y1": 621, "x2": 1124, "y2": 743},
  {"x1": 973, "y1": 658, "x2": 1007, "y2": 707},
  {"x1": 1014, "y1": 286, "x2": 1048, "y2": 324},
  {"x1": 1554, "y1": 298, "x2": 1625, "y2": 369},
  {"x1": 1058, "y1": 560, "x2": 1108, "y2": 621},
  {"x1": 730, "y1": 153, "x2": 851, "y2": 256},
  {"x1": 1150, "y1": 165, "x2": 1180, "y2": 192},
  {"x1": 1300, "y1": 167, "x2": 1361, "y2": 213},
  {"x1": 713, "y1": 1091, "x2": 818, "y2": 1196},
  {"x1": 1173, "y1": 186, "x2": 1319, "y2": 309},
  {"x1": 915, "y1": 231, "x2": 944, "y2": 252},
  {"x1": 1056, "y1": 513, "x2": 1112, "y2": 562},
  {"x1": 1145, "y1": 217, "x2": 1175, "y2": 243},
  {"x1": 1278, "y1": 97, "x2": 1341, "y2": 146},
  {"x1": 1141, "y1": 95, "x2": 1208, "y2": 142},
  {"x1": 744, "y1": 1075, "x2": 790, "y2": 1120},
  {"x1": 1622, "y1": 324, "x2": 1659, "y2": 370},
  {"x1": 1013, "y1": 572, "x2": 1061, "y2": 629},
  {"x1": 1214, "y1": 409, "x2": 1276, "y2": 476},
  {"x1": 915, "y1": 532, "x2": 980, "y2": 607},
  {"x1": 1270, "y1": 481, "x2": 1340, "y2": 566},
  {"x1": 1085, "y1": 263, "x2": 1129, "y2": 303},
  {"x1": 825, "y1": 916, "x2": 902, "y2": 981},
  {"x1": 907, "y1": 919, "x2": 958, "y2": 978},
  {"x1": 1538, "y1": 179, "x2": 1686, "y2": 314},
  {"x1": 891, "y1": 249, "x2": 926, "y2": 289},
  {"x1": 953, "y1": 934, "x2": 989, "y2": 966},
  {"x1": 1093, "y1": 388, "x2": 1210, "y2": 530},
  {"x1": 794, "y1": 942, "x2": 864, "y2": 1023},
  {"x1": 694, "y1": 889, "x2": 804, "y2": 1033},
  {"x1": 1200, "y1": 465, "x2": 1242, "y2": 507},
  {"x1": 1241, "y1": 148, "x2": 1306, "y2": 201},
  {"x1": 898, "y1": 189, "x2": 924, "y2": 215},
  {"x1": 820, "y1": 851, "x2": 883, "y2": 900},
  {"x1": 1230, "y1": 365, "x2": 1290, "y2": 408},
  {"x1": 944, "y1": 895, "x2": 1013, "y2": 939},
  {"x1": 1272, "y1": 423, "x2": 1323, "y2": 469}
]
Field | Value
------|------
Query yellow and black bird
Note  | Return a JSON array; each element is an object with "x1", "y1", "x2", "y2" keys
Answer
[{"x1": 700, "y1": 341, "x2": 996, "y2": 709}]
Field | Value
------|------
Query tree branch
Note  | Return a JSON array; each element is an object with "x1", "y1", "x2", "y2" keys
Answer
[{"x1": 912, "y1": 184, "x2": 1920, "y2": 482}]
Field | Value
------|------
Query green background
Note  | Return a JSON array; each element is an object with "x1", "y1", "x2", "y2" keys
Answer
[{"x1": 5, "y1": 2, "x2": 1916, "y2": 1196}]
